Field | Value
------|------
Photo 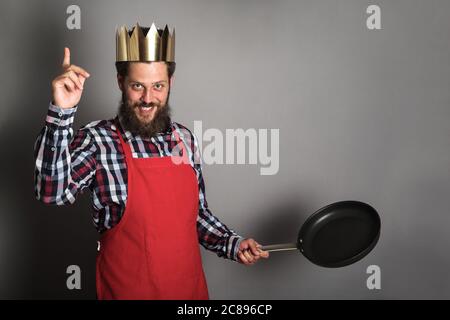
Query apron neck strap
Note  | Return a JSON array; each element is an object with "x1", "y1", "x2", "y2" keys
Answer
[{"x1": 114, "y1": 118, "x2": 133, "y2": 160}]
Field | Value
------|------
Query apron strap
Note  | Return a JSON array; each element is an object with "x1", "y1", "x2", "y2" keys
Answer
[{"x1": 114, "y1": 118, "x2": 133, "y2": 160}]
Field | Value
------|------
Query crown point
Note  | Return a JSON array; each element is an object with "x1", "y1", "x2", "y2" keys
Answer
[
  {"x1": 130, "y1": 23, "x2": 143, "y2": 36},
  {"x1": 148, "y1": 23, "x2": 160, "y2": 38},
  {"x1": 162, "y1": 25, "x2": 170, "y2": 37}
]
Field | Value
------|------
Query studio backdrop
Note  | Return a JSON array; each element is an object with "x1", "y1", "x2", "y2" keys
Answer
[{"x1": 0, "y1": 0, "x2": 449, "y2": 299}]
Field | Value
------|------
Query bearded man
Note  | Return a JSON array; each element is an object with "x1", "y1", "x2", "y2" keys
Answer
[{"x1": 34, "y1": 23, "x2": 269, "y2": 300}]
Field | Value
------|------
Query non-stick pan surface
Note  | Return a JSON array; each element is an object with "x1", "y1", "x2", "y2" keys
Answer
[{"x1": 298, "y1": 200, "x2": 380, "y2": 267}]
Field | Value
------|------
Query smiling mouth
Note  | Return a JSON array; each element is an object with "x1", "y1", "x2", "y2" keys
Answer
[
  {"x1": 139, "y1": 105, "x2": 154, "y2": 111},
  {"x1": 136, "y1": 105, "x2": 158, "y2": 119}
]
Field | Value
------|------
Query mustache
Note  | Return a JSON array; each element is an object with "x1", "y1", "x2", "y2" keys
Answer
[{"x1": 134, "y1": 101, "x2": 160, "y2": 108}]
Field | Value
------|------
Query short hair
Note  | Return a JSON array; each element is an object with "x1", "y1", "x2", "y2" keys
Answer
[{"x1": 115, "y1": 61, "x2": 176, "y2": 79}]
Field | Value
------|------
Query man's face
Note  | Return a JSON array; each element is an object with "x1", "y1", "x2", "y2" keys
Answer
[
  {"x1": 117, "y1": 62, "x2": 174, "y2": 138},
  {"x1": 119, "y1": 62, "x2": 172, "y2": 123}
]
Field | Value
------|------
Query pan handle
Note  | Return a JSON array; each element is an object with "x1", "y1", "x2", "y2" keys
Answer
[{"x1": 260, "y1": 243, "x2": 298, "y2": 252}]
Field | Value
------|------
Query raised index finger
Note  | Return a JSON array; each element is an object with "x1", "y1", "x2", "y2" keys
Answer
[{"x1": 62, "y1": 47, "x2": 70, "y2": 69}]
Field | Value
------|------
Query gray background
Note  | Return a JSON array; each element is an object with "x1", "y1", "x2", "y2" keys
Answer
[{"x1": 0, "y1": 0, "x2": 449, "y2": 299}]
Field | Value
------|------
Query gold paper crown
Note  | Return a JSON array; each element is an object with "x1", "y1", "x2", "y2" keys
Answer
[{"x1": 116, "y1": 23, "x2": 175, "y2": 62}]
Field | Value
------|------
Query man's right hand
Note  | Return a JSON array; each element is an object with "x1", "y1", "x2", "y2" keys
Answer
[{"x1": 51, "y1": 47, "x2": 90, "y2": 109}]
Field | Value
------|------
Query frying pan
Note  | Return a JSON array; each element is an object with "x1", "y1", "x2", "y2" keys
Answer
[{"x1": 260, "y1": 200, "x2": 381, "y2": 268}]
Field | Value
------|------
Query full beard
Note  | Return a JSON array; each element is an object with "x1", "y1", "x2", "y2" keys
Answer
[{"x1": 118, "y1": 93, "x2": 172, "y2": 139}]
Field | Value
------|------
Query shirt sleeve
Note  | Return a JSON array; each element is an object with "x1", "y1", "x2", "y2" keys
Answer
[
  {"x1": 34, "y1": 102, "x2": 97, "y2": 205},
  {"x1": 184, "y1": 130, "x2": 244, "y2": 262}
]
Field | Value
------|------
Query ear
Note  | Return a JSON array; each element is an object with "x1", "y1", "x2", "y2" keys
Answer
[
  {"x1": 117, "y1": 74, "x2": 125, "y2": 91},
  {"x1": 169, "y1": 75, "x2": 175, "y2": 88}
]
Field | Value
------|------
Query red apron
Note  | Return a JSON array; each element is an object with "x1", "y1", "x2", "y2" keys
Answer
[{"x1": 95, "y1": 124, "x2": 209, "y2": 300}]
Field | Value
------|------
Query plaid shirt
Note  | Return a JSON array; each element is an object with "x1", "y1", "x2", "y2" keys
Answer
[{"x1": 34, "y1": 103, "x2": 243, "y2": 261}]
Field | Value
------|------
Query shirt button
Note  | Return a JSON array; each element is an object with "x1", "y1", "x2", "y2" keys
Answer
[
  {"x1": 58, "y1": 112, "x2": 63, "y2": 117},
  {"x1": 51, "y1": 147, "x2": 56, "y2": 152}
]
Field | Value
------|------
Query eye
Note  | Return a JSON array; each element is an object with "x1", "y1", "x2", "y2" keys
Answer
[
  {"x1": 153, "y1": 83, "x2": 164, "y2": 91},
  {"x1": 131, "y1": 83, "x2": 144, "y2": 90}
]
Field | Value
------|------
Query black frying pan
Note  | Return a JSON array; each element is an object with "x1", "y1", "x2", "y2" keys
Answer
[{"x1": 261, "y1": 200, "x2": 381, "y2": 268}]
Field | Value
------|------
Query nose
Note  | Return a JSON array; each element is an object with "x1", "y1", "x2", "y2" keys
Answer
[{"x1": 141, "y1": 88, "x2": 154, "y2": 104}]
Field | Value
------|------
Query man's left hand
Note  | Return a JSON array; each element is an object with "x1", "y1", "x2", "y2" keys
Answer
[{"x1": 237, "y1": 238, "x2": 269, "y2": 266}]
